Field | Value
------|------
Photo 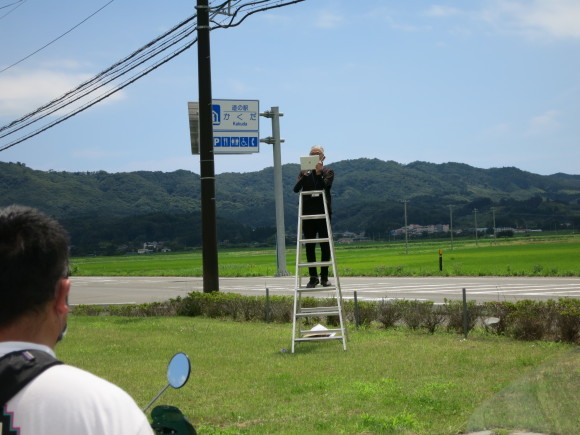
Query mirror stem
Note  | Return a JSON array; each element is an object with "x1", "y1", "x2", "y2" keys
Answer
[{"x1": 142, "y1": 383, "x2": 170, "y2": 412}]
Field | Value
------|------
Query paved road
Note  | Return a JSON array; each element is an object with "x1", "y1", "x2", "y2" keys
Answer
[{"x1": 69, "y1": 276, "x2": 580, "y2": 305}]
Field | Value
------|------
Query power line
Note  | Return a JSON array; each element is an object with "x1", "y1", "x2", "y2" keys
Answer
[
  {"x1": 0, "y1": 0, "x2": 25, "y2": 20},
  {"x1": 0, "y1": 38, "x2": 199, "y2": 152},
  {"x1": 0, "y1": 14, "x2": 198, "y2": 139},
  {"x1": 211, "y1": 0, "x2": 305, "y2": 29},
  {"x1": 0, "y1": 0, "x2": 116, "y2": 74},
  {"x1": 0, "y1": 16, "x2": 198, "y2": 151},
  {"x1": 0, "y1": 0, "x2": 24, "y2": 11},
  {"x1": 0, "y1": 0, "x2": 306, "y2": 152}
]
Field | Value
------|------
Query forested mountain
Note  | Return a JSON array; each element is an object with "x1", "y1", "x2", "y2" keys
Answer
[{"x1": 1, "y1": 159, "x2": 579, "y2": 254}]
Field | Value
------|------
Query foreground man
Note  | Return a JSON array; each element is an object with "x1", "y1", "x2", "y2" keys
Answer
[{"x1": 0, "y1": 205, "x2": 153, "y2": 435}]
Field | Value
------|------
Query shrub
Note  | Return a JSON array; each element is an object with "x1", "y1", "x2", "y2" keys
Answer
[
  {"x1": 267, "y1": 295, "x2": 293, "y2": 323},
  {"x1": 173, "y1": 293, "x2": 205, "y2": 317},
  {"x1": 555, "y1": 298, "x2": 580, "y2": 343},
  {"x1": 108, "y1": 301, "x2": 178, "y2": 317},
  {"x1": 344, "y1": 299, "x2": 376, "y2": 327},
  {"x1": 237, "y1": 295, "x2": 264, "y2": 321},
  {"x1": 506, "y1": 300, "x2": 555, "y2": 341},
  {"x1": 400, "y1": 300, "x2": 429, "y2": 330},
  {"x1": 420, "y1": 303, "x2": 446, "y2": 334},
  {"x1": 72, "y1": 301, "x2": 177, "y2": 317},
  {"x1": 72, "y1": 304, "x2": 106, "y2": 316},
  {"x1": 444, "y1": 299, "x2": 481, "y2": 333},
  {"x1": 481, "y1": 301, "x2": 516, "y2": 335},
  {"x1": 396, "y1": 300, "x2": 445, "y2": 333},
  {"x1": 376, "y1": 299, "x2": 403, "y2": 329},
  {"x1": 72, "y1": 292, "x2": 579, "y2": 344}
]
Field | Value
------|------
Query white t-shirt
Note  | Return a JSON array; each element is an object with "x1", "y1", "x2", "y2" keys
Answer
[{"x1": 1, "y1": 342, "x2": 153, "y2": 435}]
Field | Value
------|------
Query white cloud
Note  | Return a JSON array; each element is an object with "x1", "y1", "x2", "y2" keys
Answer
[
  {"x1": 314, "y1": 10, "x2": 343, "y2": 29},
  {"x1": 0, "y1": 68, "x2": 125, "y2": 117},
  {"x1": 487, "y1": 122, "x2": 511, "y2": 135},
  {"x1": 367, "y1": 7, "x2": 429, "y2": 32},
  {"x1": 424, "y1": 5, "x2": 462, "y2": 17},
  {"x1": 426, "y1": 0, "x2": 580, "y2": 40},
  {"x1": 482, "y1": 0, "x2": 580, "y2": 39},
  {"x1": 517, "y1": 0, "x2": 580, "y2": 38},
  {"x1": 0, "y1": 70, "x2": 86, "y2": 115},
  {"x1": 527, "y1": 110, "x2": 560, "y2": 135}
]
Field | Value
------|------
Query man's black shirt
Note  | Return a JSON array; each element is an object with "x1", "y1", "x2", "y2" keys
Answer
[{"x1": 293, "y1": 167, "x2": 334, "y2": 216}]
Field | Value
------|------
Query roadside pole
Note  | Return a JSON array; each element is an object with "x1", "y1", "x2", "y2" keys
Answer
[
  {"x1": 196, "y1": 0, "x2": 219, "y2": 292},
  {"x1": 260, "y1": 107, "x2": 290, "y2": 276}
]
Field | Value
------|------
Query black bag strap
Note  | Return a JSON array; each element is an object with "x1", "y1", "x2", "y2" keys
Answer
[{"x1": 0, "y1": 349, "x2": 63, "y2": 406}]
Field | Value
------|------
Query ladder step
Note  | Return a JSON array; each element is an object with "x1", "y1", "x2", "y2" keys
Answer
[
  {"x1": 297, "y1": 286, "x2": 337, "y2": 292},
  {"x1": 297, "y1": 308, "x2": 341, "y2": 316},
  {"x1": 300, "y1": 306, "x2": 340, "y2": 312},
  {"x1": 300, "y1": 214, "x2": 326, "y2": 220},
  {"x1": 295, "y1": 336, "x2": 344, "y2": 342},
  {"x1": 300, "y1": 328, "x2": 343, "y2": 335},
  {"x1": 297, "y1": 261, "x2": 333, "y2": 268},
  {"x1": 299, "y1": 237, "x2": 330, "y2": 243}
]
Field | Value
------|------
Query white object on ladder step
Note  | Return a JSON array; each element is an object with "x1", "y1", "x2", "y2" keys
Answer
[{"x1": 291, "y1": 189, "x2": 347, "y2": 353}]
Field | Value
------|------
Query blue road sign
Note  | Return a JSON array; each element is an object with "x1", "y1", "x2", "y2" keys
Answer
[{"x1": 212, "y1": 99, "x2": 259, "y2": 154}]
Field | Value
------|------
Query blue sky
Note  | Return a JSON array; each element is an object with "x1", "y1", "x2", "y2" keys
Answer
[{"x1": 1, "y1": 0, "x2": 579, "y2": 176}]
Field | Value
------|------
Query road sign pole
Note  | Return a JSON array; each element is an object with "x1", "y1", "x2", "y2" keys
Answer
[
  {"x1": 260, "y1": 107, "x2": 289, "y2": 277},
  {"x1": 196, "y1": 0, "x2": 219, "y2": 292}
]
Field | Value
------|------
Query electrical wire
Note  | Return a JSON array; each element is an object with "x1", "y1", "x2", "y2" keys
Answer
[
  {"x1": 211, "y1": 0, "x2": 305, "y2": 29},
  {"x1": 0, "y1": 0, "x2": 24, "y2": 10},
  {"x1": 0, "y1": 38, "x2": 199, "y2": 152},
  {"x1": 0, "y1": 14, "x2": 198, "y2": 138},
  {"x1": 0, "y1": 0, "x2": 116, "y2": 73},
  {"x1": 0, "y1": 0, "x2": 25, "y2": 20},
  {"x1": 0, "y1": 0, "x2": 306, "y2": 152}
]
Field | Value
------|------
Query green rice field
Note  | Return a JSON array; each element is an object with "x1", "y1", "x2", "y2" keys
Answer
[{"x1": 71, "y1": 234, "x2": 580, "y2": 277}]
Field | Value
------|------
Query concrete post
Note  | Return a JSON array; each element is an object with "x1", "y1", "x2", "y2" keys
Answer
[{"x1": 260, "y1": 107, "x2": 289, "y2": 276}]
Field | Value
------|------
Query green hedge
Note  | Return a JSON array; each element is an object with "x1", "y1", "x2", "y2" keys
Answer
[{"x1": 72, "y1": 293, "x2": 580, "y2": 344}]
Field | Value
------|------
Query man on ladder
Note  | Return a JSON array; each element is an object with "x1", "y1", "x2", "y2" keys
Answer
[{"x1": 293, "y1": 145, "x2": 334, "y2": 288}]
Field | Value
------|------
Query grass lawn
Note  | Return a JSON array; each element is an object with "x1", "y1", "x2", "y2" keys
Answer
[
  {"x1": 58, "y1": 316, "x2": 579, "y2": 434},
  {"x1": 70, "y1": 236, "x2": 580, "y2": 277}
]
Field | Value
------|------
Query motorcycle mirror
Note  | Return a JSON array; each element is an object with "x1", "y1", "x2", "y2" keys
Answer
[
  {"x1": 167, "y1": 352, "x2": 190, "y2": 389},
  {"x1": 143, "y1": 352, "x2": 191, "y2": 412}
]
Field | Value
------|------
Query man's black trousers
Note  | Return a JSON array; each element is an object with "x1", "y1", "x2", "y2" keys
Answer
[{"x1": 302, "y1": 218, "x2": 330, "y2": 279}]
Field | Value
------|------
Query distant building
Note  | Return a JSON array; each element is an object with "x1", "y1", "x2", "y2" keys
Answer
[
  {"x1": 137, "y1": 241, "x2": 170, "y2": 253},
  {"x1": 390, "y1": 224, "x2": 450, "y2": 236}
]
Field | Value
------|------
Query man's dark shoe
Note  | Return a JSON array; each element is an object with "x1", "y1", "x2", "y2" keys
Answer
[
  {"x1": 306, "y1": 277, "x2": 319, "y2": 288},
  {"x1": 321, "y1": 278, "x2": 332, "y2": 287}
]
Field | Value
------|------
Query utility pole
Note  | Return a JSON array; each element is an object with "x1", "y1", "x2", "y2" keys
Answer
[
  {"x1": 403, "y1": 200, "x2": 409, "y2": 254},
  {"x1": 260, "y1": 107, "x2": 289, "y2": 276},
  {"x1": 492, "y1": 206, "x2": 497, "y2": 245},
  {"x1": 473, "y1": 208, "x2": 479, "y2": 247},
  {"x1": 448, "y1": 205, "x2": 454, "y2": 251},
  {"x1": 196, "y1": 0, "x2": 219, "y2": 292}
]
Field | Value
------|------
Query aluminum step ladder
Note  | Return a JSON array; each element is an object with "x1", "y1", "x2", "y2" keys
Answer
[{"x1": 291, "y1": 189, "x2": 347, "y2": 353}]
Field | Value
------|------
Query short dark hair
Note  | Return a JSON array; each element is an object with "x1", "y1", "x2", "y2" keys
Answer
[{"x1": 0, "y1": 205, "x2": 70, "y2": 327}]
